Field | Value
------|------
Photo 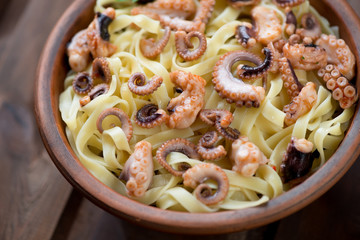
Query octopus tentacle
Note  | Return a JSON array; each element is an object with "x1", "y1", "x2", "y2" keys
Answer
[
  {"x1": 140, "y1": 26, "x2": 171, "y2": 59},
  {"x1": 280, "y1": 137, "x2": 315, "y2": 183},
  {"x1": 175, "y1": 31, "x2": 207, "y2": 61},
  {"x1": 215, "y1": 124, "x2": 240, "y2": 141},
  {"x1": 272, "y1": 0, "x2": 305, "y2": 8},
  {"x1": 212, "y1": 50, "x2": 265, "y2": 108},
  {"x1": 235, "y1": 23, "x2": 257, "y2": 48},
  {"x1": 197, "y1": 131, "x2": 227, "y2": 161},
  {"x1": 96, "y1": 108, "x2": 133, "y2": 141},
  {"x1": 183, "y1": 163, "x2": 229, "y2": 206},
  {"x1": 230, "y1": 136, "x2": 269, "y2": 177},
  {"x1": 92, "y1": 57, "x2": 112, "y2": 83},
  {"x1": 285, "y1": 8, "x2": 297, "y2": 36},
  {"x1": 316, "y1": 34, "x2": 356, "y2": 80},
  {"x1": 156, "y1": 138, "x2": 200, "y2": 177},
  {"x1": 237, "y1": 48, "x2": 273, "y2": 80},
  {"x1": 296, "y1": 13, "x2": 322, "y2": 42},
  {"x1": 167, "y1": 70, "x2": 206, "y2": 129},
  {"x1": 79, "y1": 83, "x2": 110, "y2": 107},
  {"x1": 284, "y1": 82, "x2": 318, "y2": 126},
  {"x1": 72, "y1": 72, "x2": 94, "y2": 95},
  {"x1": 119, "y1": 141, "x2": 154, "y2": 197},
  {"x1": 283, "y1": 42, "x2": 327, "y2": 70},
  {"x1": 318, "y1": 64, "x2": 358, "y2": 109},
  {"x1": 135, "y1": 104, "x2": 169, "y2": 128},
  {"x1": 227, "y1": 0, "x2": 260, "y2": 8},
  {"x1": 279, "y1": 58, "x2": 303, "y2": 98},
  {"x1": 128, "y1": 72, "x2": 163, "y2": 96},
  {"x1": 251, "y1": 6, "x2": 282, "y2": 45},
  {"x1": 67, "y1": 8, "x2": 117, "y2": 72}
]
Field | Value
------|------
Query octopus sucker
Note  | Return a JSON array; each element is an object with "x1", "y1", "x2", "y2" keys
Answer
[
  {"x1": 235, "y1": 23, "x2": 257, "y2": 49},
  {"x1": 96, "y1": 108, "x2": 133, "y2": 141},
  {"x1": 119, "y1": 141, "x2": 154, "y2": 197},
  {"x1": 283, "y1": 43, "x2": 327, "y2": 71},
  {"x1": 227, "y1": 0, "x2": 260, "y2": 9},
  {"x1": 251, "y1": 6, "x2": 282, "y2": 45},
  {"x1": 296, "y1": 13, "x2": 322, "y2": 42},
  {"x1": 230, "y1": 136, "x2": 268, "y2": 177},
  {"x1": 279, "y1": 58, "x2": 303, "y2": 98},
  {"x1": 197, "y1": 131, "x2": 227, "y2": 161},
  {"x1": 284, "y1": 82, "x2": 318, "y2": 126},
  {"x1": 128, "y1": 72, "x2": 163, "y2": 96},
  {"x1": 316, "y1": 34, "x2": 356, "y2": 80},
  {"x1": 140, "y1": 26, "x2": 171, "y2": 59},
  {"x1": 280, "y1": 137, "x2": 315, "y2": 184},
  {"x1": 272, "y1": 0, "x2": 305, "y2": 8},
  {"x1": 67, "y1": 7, "x2": 117, "y2": 72},
  {"x1": 237, "y1": 48, "x2": 273, "y2": 80},
  {"x1": 79, "y1": 83, "x2": 110, "y2": 107},
  {"x1": 318, "y1": 64, "x2": 358, "y2": 109},
  {"x1": 212, "y1": 50, "x2": 265, "y2": 108},
  {"x1": 72, "y1": 72, "x2": 94, "y2": 95},
  {"x1": 92, "y1": 57, "x2": 112, "y2": 83},
  {"x1": 175, "y1": 31, "x2": 207, "y2": 61},
  {"x1": 156, "y1": 138, "x2": 200, "y2": 177},
  {"x1": 167, "y1": 70, "x2": 206, "y2": 129},
  {"x1": 135, "y1": 104, "x2": 169, "y2": 128},
  {"x1": 183, "y1": 163, "x2": 229, "y2": 205}
]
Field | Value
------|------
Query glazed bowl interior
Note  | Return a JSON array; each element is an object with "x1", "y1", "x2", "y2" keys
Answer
[{"x1": 35, "y1": 0, "x2": 360, "y2": 235}]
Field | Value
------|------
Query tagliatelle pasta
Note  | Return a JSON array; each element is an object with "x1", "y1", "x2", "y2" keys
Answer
[{"x1": 59, "y1": 0, "x2": 356, "y2": 212}]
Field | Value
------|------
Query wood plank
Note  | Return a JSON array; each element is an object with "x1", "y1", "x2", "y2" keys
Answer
[{"x1": 0, "y1": 0, "x2": 73, "y2": 239}]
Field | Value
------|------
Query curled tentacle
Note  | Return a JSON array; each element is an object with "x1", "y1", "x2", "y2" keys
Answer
[
  {"x1": 237, "y1": 48, "x2": 273, "y2": 80},
  {"x1": 167, "y1": 70, "x2": 206, "y2": 129},
  {"x1": 280, "y1": 137, "x2": 315, "y2": 183},
  {"x1": 316, "y1": 34, "x2": 356, "y2": 79},
  {"x1": 251, "y1": 6, "x2": 282, "y2": 45},
  {"x1": 283, "y1": 42, "x2": 327, "y2": 70},
  {"x1": 96, "y1": 108, "x2": 133, "y2": 141},
  {"x1": 72, "y1": 72, "x2": 93, "y2": 95},
  {"x1": 175, "y1": 31, "x2": 207, "y2": 61},
  {"x1": 285, "y1": 9, "x2": 297, "y2": 36},
  {"x1": 92, "y1": 57, "x2": 112, "y2": 83},
  {"x1": 140, "y1": 26, "x2": 171, "y2": 59},
  {"x1": 215, "y1": 124, "x2": 240, "y2": 141},
  {"x1": 318, "y1": 64, "x2": 358, "y2": 109},
  {"x1": 183, "y1": 163, "x2": 229, "y2": 206},
  {"x1": 79, "y1": 83, "x2": 110, "y2": 107},
  {"x1": 197, "y1": 131, "x2": 227, "y2": 161},
  {"x1": 212, "y1": 50, "x2": 266, "y2": 108},
  {"x1": 156, "y1": 138, "x2": 200, "y2": 177},
  {"x1": 272, "y1": 0, "x2": 305, "y2": 8},
  {"x1": 119, "y1": 141, "x2": 154, "y2": 197},
  {"x1": 128, "y1": 72, "x2": 163, "y2": 96},
  {"x1": 230, "y1": 136, "x2": 269, "y2": 177},
  {"x1": 296, "y1": 13, "x2": 322, "y2": 42},
  {"x1": 284, "y1": 82, "x2": 318, "y2": 126},
  {"x1": 135, "y1": 104, "x2": 169, "y2": 128},
  {"x1": 199, "y1": 109, "x2": 233, "y2": 128},
  {"x1": 67, "y1": 8, "x2": 117, "y2": 72},
  {"x1": 235, "y1": 23, "x2": 257, "y2": 48},
  {"x1": 227, "y1": 0, "x2": 260, "y2": 8}
]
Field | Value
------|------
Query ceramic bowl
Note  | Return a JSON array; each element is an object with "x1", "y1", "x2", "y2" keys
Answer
[{"x1": 34, "y1": 0, "x2": 360, "y2": 234}]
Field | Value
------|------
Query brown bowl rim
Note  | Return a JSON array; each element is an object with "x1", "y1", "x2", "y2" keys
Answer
[{"x1": 34, "y1": 0, "x2": 360, "y2": 235}]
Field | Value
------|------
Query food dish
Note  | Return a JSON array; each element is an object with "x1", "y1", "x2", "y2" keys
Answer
[{"x1": 35, "y1": 0, "x2": 360, "y2": 233}]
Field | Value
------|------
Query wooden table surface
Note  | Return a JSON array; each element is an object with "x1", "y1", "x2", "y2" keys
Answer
[{"x1": 1, "y1": 0, "x2": 360, "y2": 239}]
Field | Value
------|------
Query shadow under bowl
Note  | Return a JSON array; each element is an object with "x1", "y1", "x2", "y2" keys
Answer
[{"x1": 34, "y1": 0, "x2": 360, "y2": 235}]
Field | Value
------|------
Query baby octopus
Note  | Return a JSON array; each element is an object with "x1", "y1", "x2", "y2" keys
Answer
[
  {"x1": 167, "y1": 70, "x2": 206, "y2": 129},
  {"x1": 212, "y1": 50, "x2": 270, "y2": 108},
  {"x1": 283, "y1": 43, "x2": 327, "y2": 71},
  {"x1": 128, "y1": 72, "x2": 163, "y2": 96},
  {"x1": 280, "y1": 137, "x2": 315, "y2": 184},
  {"x1": 67, "y1": 8, "x2": 117, "y2": 72},
  {"x1": 119, "y1": 141, "x2": 154, "y2": 197},
  {"x1": 156, "y1": 138, "x2": 200, "y2": 177},
  {"x1": 318, "y1": 64, "x2": 358, "y2": 109},
  {"x1": 183, "y1": 163, "x2": 229, "y2": 206},
  {"x1": 197, "y1": 131, "x2": 227, "y2": 161},
  {"x1": 175, "y1": 31, "x2": 207, "y2": 61},
  {"x1": 135, "y1": 104, "x2": 169, "y2": 128},
  {"x1": 316, "y1": 34, "x2": 356, "y2": 80},
  {"x1": 230, "y1": 136, "x2": 268, "y2": 177},
  {"x1": 140, "y1": 26, "x2": 171, "y2": 59}
]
